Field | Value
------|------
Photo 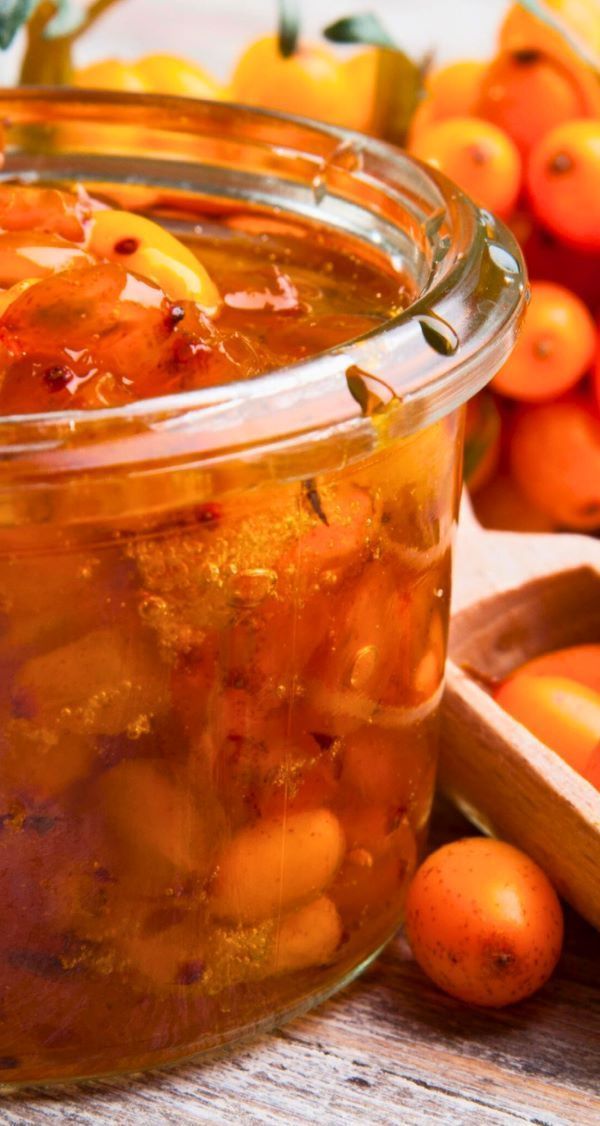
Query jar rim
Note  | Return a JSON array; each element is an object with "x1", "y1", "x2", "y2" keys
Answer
[{"x1": 0, "y1": 87, "x2": 527, "y2": 474}]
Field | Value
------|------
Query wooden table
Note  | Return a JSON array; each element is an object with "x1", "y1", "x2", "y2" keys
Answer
[{"x1": 1, "y1": 800, "x2": 598, "y2": 1126}]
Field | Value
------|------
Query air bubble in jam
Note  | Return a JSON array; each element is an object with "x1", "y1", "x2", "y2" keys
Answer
[
  {"x1": 418, "y1": 312, "x2": 460, "y2": 356},
  {"x1": 0, "y1": 178, "x2": 462, "y2": 1085}
]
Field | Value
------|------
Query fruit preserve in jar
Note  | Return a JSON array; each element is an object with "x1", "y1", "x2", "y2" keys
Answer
[{"x1": 0, "y1": 91, "x2": 526, "y2": 1085}]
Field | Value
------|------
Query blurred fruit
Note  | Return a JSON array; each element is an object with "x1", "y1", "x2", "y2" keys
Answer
[
  {"x1": 231, "y1": 35, "x2": 356, "y2": 128},
  {"x1": 527, "y1": 120, "x2": 600, "y2": 250},
  {"x1": 134, "y1": 54, "x2": 226, "y2": 98},
  {"x1": 471, "y1": 472, "x2": 557, "y2": 532},
  {"x1": 512, "y1": 211, "x2": 600, "y2": 313},
  {"x1": 74, "y1": 59, "x2": 147, "y2": 92},
  {"x1": 499, "y1": 0, "x2": 600, "y2": 71},
  {"x1": 408, "y1": 60, "x2": 486, "y2": 147},
  {"x1": 509, "y1": 396, "x2": 600, "y2": 529},
  {"x1": 427, "y1": 59, "x2": 486, "y2": 117},
  {"x1": 495, "y1": 674, "x2": 600, "y2": 774},
  {"x1": 342, "y1": 49, "x2": 379, "y2": 133},
  {"x1": 477, "y1": 49, "x2": 589, "y2": 157},
  {"x1": 405, "y1": 837, "x2": 564, "y2": 1007},
  {"x1": 510, "y1": 643, "x2": 600, "y2": 694},
  {"x1": 464, "y1": 392, "x2": 501, "y2": 493},
  {"x1": 492, "y1": 281, "x2": 596, "y2": 401},
  {"x1": 410, "y1": 116, "x2": 522, "y2": 218}
]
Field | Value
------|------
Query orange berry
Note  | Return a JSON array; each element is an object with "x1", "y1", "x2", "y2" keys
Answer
[
  {"x1": 342, "y1": 49, "x2": 379, "y2": 133},
  {"x1": 495, "y1": 674, "x2": 600, "y2": 775},
  {"x1": 410, "y1": 117, "x2": 522, "y2": 218},
  {"x1": 478, "y1": 50, "x2": 588, "y2": 158},
  {"x1": 405, "y1": 838, "x2": 563, "y2": 1007},
  {"x1": 492, "y1": 281, "x2": 596, "y2": 401},
  {"x1": 584, "y1": 743, "x2": 600, "y2": 790},
  {"x1": 426, "y1": 60, "x2": 486, "y2": 118},
  {"x1": 509, "y1": 396, "x2": 600, "y2": 529},
  {"x1": 135, "y1": 54, "x2": 226, "y2": 99},
  {"x1": 472, "y1": 472, "x2": 557, "y2": 533},
  {"x1": 231, "y1": 36, "x2": 352, "y2": 128},
  {"x1": 499, "y1": 0, "x2": 600, "y2": 72},
  {"x1": 511, "y1": 644, "x2": 600, "y2": 695},
  {"x1": 527, "y1": 120, "x2": 600, "y2": 250},
  {"x1": 73, "y1": 59, "x2": 148, "y2": 92}
]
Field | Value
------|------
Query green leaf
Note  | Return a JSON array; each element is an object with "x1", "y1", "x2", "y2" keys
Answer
[
  {"x1": 278, "y1": 0, "x2": 300, "y2": 58},
  {"x1": 324, "y1": 12, "x2": 423, "y2": 145},
  {"x1": 0, "y1": 0, "x2": 41, "y2": 49},
  {"x1": 323, "y1": 12, "x2": 395, "y2": 49},
  {"x1": 372, "y1": 46, "x2": 424, "y2": 146},
  {"x1": 517, "y1": 0, "x2": 599, "y2": 71},
  {"x1": 45, "y1": 0, "x2": 85, "y2": 39}
]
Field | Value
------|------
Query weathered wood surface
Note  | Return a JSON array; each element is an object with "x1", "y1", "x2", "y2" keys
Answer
[{"x1": 0, "y1": 802, "x2": 598, "y2": 1126}]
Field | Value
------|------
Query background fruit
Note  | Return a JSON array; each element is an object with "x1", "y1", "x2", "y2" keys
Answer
[
  {"x1": 410, "y1": 116, "x2": 522, "y2": 218},
  {"x1": 492, "y1": 281, "x2": 596, "y2": 401},
  {"x1": 527, "y1": 120, "x2": 600, "y2": 250}
]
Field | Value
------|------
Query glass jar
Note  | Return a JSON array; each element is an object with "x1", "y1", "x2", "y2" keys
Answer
[{"x1": 0, "y1": 89, "x2": 526, "y2": 1086}]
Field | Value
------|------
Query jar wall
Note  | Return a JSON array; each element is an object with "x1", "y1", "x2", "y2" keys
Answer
[{"x1": 0, "y1": 407, "x2": 463, "y2": 1084}]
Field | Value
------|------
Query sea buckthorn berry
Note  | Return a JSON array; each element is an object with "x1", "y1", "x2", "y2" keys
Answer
[
  {"x1": 477, "y1": 50, "x2": 589, "y2": 158},
  {"x1": 135, "y1": 54, "x2": 226, "y2": 99},
  {"x1": 410, "y1": 117, "x2": 522, "y2": 218},
  {"x1": 405, "y1": 838, "x2": 564, "y2": 1007},
  {"x1": 209, "y1": 808, "x2": 345, "y2": 924},
  {"x1": 495, "y1": 674, "x2": 600, "y2": 775},
  {"x1": 73, "y1": 59, "x2": 148, "y2": 92},
  {"x1": 87, "y1": 210, "x2": 221, "y2": 311},
  {"x1": 492, "y1": 281, "x2": 596, "y2": 401},
  {"x1": 426, "y1": 60, "x2": 486, "y2": 118},
  {"x1": 509, "y1": 396, "x2": 600, "y2": 529},
  {"x1": 584, "y1": 744, "x2": 600, "y2": 790},
  {"x1": 231, "y1": 36, "x2": 354, "y2": 129},
  {"x1": 499, "y1": 0, "x2": 600, "y2": 76},
  {"x1": 0, "y1": 185, "x2": 92, "y2": 242},
  {"x1": 527, "y1": 120, "x2": 600, "y2": 250},
  {"x1": 270, "y1": 896, "x2": 343, "y2": 974},
  {"x1": 511, "y1": 644, "x2": 600, "y2": 694}
]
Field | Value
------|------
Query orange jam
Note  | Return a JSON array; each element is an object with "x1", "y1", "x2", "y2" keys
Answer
[{"x1": 0, "y1": 180, "x2": 461, "y2": 1083}]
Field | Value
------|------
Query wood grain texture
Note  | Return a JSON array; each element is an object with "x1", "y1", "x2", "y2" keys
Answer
[
  {"x1": 0, "y1": 802, "x2": 598, "y2": 1126},
  {"x1": 441, "y1": 510, "x2": 600, "y2": 929}
]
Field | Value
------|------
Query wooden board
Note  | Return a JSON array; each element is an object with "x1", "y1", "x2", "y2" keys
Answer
[
  {"x1": 440, "y1": 506, "x2": 600, "y2": 929},
  {"x1": 0, "y1": 801, "x2": 598, "y2": 1126}
]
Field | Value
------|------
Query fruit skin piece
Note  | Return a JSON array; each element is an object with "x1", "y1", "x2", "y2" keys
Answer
[
  {"x1": 495, "y1": 674, "x2": 600, "y2": 775},
  {"x1": 405, "y1": 837, "x2": 564, "y2": 1007},
  {"x1": 527, "y1": 119, "x2": 600, "y2": 251},
  {"x1": 509, "y1": 395, "x2": 600, "y2": 530},
  {"x1": 492, "y1": 280, "x2": 597, "y2": 402},
  {"x1": 209, "y1": 808, "x2": 346, "y2": 924},
  {"x1": 87, "y1": 210, "x2": 220, "y2": 311},
  {"x1": 231, "y1": 36, "x2": 355, "y2": 129},
  {"x1": 410, "y1": 116, "x2": 522, "y2": 219},
  {"x1": 477, "y1": 49, "x2": 590, "y2": 158},
  {"x1": 510, "y1": 643, "x2": 600, "y2": 694}
]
